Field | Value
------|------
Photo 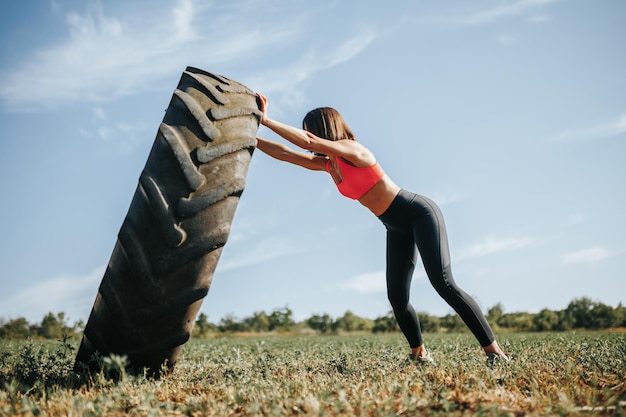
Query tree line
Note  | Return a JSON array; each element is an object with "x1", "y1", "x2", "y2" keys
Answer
[{"x1": 1, "y1": 297, "x2": 624, "y2": 341}]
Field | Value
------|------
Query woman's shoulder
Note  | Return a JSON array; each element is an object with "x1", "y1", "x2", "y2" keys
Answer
[{"x1": 337, "y1": 141, "x2": 377, "y2": 167}]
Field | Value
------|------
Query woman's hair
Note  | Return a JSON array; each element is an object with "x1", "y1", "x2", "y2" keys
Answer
[{"x1": 302, "y1": 107, "x2": 356, "y2": 142}]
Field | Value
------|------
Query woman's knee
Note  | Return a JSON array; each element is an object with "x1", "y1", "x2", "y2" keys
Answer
[
  {"x1": 429, "y1": 271, "x2": 461, "y2": 302},
  {"x1": 387, "y1": 290, "x2": 409, "y2": 311}
]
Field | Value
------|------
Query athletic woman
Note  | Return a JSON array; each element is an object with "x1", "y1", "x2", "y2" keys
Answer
[{"x1": 255, "y1": 93, "x2": 509, "y2": 365}]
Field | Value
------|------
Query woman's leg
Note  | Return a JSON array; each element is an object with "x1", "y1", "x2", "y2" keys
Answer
[
  {"x1": 386, "y1": 228, "x2": 423, "y2": 349},
  {"x1": 411, "y1": 195, "x2": 496, "y2": 348}
]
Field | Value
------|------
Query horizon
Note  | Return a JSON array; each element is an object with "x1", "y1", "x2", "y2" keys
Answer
[{"x1": 2, "y1": 294, "x2": 623, "y2": 328}]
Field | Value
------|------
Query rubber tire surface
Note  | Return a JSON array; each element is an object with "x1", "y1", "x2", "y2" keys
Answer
[{"x1": 74, "y1": 67, "x2": 260, "y2": 375}]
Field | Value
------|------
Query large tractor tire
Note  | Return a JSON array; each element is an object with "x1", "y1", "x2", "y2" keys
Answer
[{"x1": 74, "y1": 67, "x2": 260, "y2": 375}]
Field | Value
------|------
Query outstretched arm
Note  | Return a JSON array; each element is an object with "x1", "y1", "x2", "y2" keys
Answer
[
  {"x1": 256, "y1": 137, "x2": 327, "y2": 171},
  {"x1": 257, "y1": 93, "x2": 373, "y2": 164}
]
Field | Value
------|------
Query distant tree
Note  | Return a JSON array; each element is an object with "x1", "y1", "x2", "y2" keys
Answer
[
  {"x1": 372, "y1": 311, "x2": 399, "y2": 333},
  {"x1": 268, "y1": 307, "x2": 295, "y2": 332},
  {"x1": 245, "y1": 311, "x2": 271, "y2": 332},
  {"x1": 74, "y1": 320, "x2": 85, "y2": 335},
  {"x1": 616, "y1": 303, "x2": 626, "y2": 327},
  {"x1": 358, "y1": 316, "x2": 375, "y2": 332},
  {"x1": 533, "y1": 309, "x2": 559, "y2": 332},
  {"x1": 441, "y1": 314, "x2": 467, "y2": 333},
  {"x1": 498, "y1": 312, "x2": 534, "y2": 331},
  {"x1": 334, "y1": 311, "x2": 373, "y2": 332},
  {"x1": 0, "y1": 317, "x2": 32, "y2": 340},
  {"x1": 38, "y1": 312, "x2": 67, "y2": 339},
  {"x1": 306, "y1": 314, "x2": 334, "y2": 334},
  {"x1": 565, "y1": 297, "x2": 594, "y2": 329},
  {"x1": 589, "y1": 302, "x2": 620, "y2": 329},
  {"x1": 218, "y1": 314, "x2": 248, "y2": 333},
  {"x1": 487, "y1": 303, "x2": 504, "y2": 324},
  {"x1": 556, "y1": 309, "x2": 573, "y2": 331},
  {"x1": 417, "y1": 312, "x2": 441, "y2": 333},
  {"x1": 194, "y1": 313, "x2": 216, "y2": 337},
  {"x1": 514, "y1": 313, "x2": 535, "y2": 331}
]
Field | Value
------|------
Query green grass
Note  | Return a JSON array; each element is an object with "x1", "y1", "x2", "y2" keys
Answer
[{"x1": 1, "y1": 332, "x2": 625, "y2": 416}]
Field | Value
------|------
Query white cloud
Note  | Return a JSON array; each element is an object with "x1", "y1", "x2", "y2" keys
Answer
[
  {"x1": 339, "y1": 271, "x2": 386, "y2": 294},
  {"x1": 556, "y1": 113, "x2": 626, "y2": 142},
  {"x1": 93, "y1": 107, "x2": 106, "y2": 120},
  {"x1": 217, "y1": 236, "x2": 303, "y2": 272},
  {"x1": 561, "y1": 246, "x2": 611, "y2": 264},
  {"x1": 0, "y1": 1, "x2": 377, "y2": 113},
  {"x1": 97, "y1": 126, "x2": 111, "y2": 141},
  {"x1": 0, "y1": 0, "x2": 299, "y2": 111},
  {"x1": 429, "y1": 0, "x2": 559, "y2": 26},
  {"x1": 172, "y1": 0, "x2": 195, "y2": 43},
  {"x1": 113, "y1": 120, "x2": 152, "y2": 153},
  {"x1": 50, "y1": 0, "x2": 62, "y2": 14},
  {"x1": 80, "y1": 118, "x2": 150, "y2": 153},
  {"x1": 497, "y1": 34, "x2": 516, "y2": 46},
  {"x1": 567, "y1": 212, "x2": 585, "y2": 225},
  {"x1": 0, "y1": 265, "x2": 105, "y2": 323},
  {"x1": 247, "y1": 29, "x2": 377, "y2": 114},
  {"x1": 325, "y1": 29, "x2": 377, "y2": 69},
  {"x1": 459, "y1": 235, "x2": 536, "y2": 260},
  {"x1": 431, "y1": 192, "x2": 465, "y2": 207}
]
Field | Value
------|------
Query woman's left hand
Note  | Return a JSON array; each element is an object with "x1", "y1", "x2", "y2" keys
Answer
[{"x1": 256, "y1": 93, "x2": 269, "y2": 125}]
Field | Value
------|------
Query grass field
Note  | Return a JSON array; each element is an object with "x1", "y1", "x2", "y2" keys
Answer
[{"x1": 1, "y1": 332, "x2": 625, "y2": 416}]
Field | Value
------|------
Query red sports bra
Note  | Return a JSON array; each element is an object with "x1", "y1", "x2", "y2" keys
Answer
[{"x1": 325, "y1": 157, "x2": 385, "y2": 200}]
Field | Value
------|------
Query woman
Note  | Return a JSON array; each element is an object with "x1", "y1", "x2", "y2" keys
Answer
[{"x1": 255, "y1": 93, "x2": 509, "y2": 365}]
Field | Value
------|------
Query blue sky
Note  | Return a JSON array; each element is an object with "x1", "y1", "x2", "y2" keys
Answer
[{"x1": 1, "y1": 0, "x2": 624, "y2": 325}]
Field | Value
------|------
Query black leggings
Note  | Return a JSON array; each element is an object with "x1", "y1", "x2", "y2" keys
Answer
[{"x1": 378, "y1": 190, "x2": 495, "y2": 348}]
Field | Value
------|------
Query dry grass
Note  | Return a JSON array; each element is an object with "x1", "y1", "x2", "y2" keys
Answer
[{"x1": 1, "y1": 332, "x2": 625, "y2": 416}]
